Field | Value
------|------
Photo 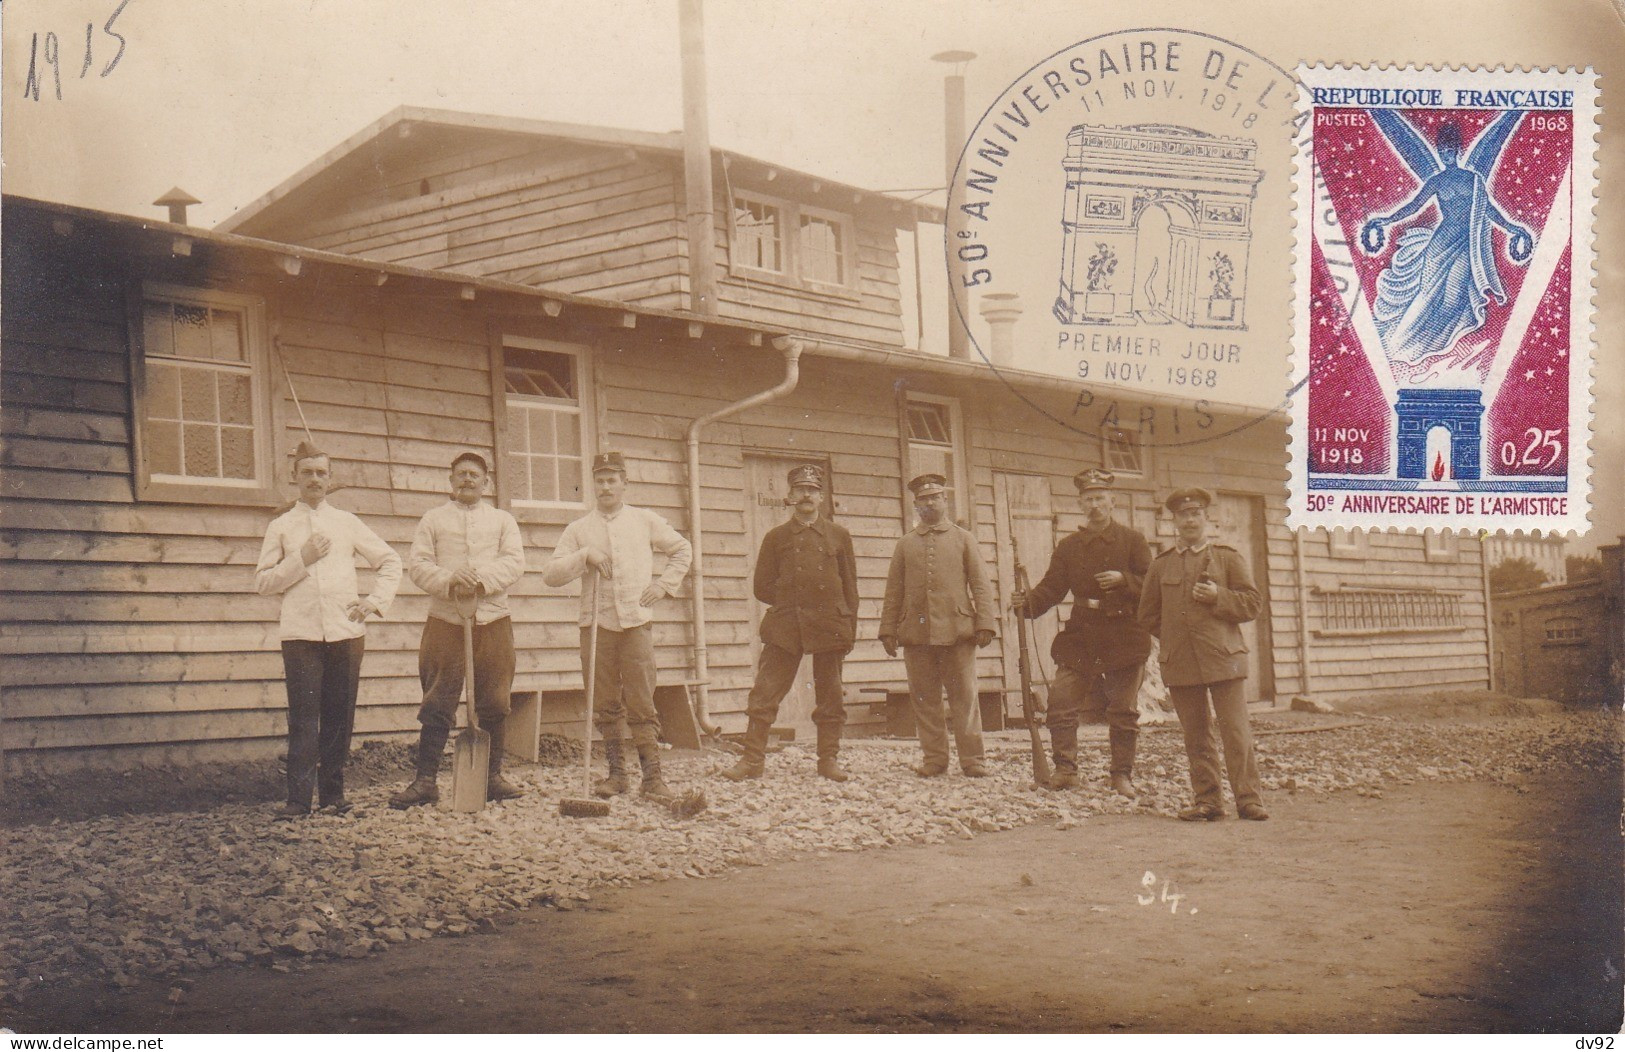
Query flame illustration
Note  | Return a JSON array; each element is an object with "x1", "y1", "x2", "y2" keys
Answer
[{"x1": 1431, "y1": 452, "x2": 1446, "y2": 482}]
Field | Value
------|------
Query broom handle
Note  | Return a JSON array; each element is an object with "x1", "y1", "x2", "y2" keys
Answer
[{"x1": 582, "y1": 570, "x2": 600, "y2": 796}]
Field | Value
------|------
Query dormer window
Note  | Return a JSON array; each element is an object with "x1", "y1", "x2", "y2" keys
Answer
[{"x1": 729, "y1": 190, "x2": 856, "y2": 295}]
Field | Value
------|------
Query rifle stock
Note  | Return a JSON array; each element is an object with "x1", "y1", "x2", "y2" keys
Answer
[{"x1": 1011, "y1": 538, "x2": 1052, "y2": 789}]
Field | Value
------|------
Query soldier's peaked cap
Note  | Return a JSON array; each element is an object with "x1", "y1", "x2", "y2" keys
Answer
[
  {"x1": 907, "y1": 473, "x2": 948, "y2": 497},
  {"x1": 1164, "y1": 487, "x2": 1214, "y2": 513},
  {"x1": 592, "y1": 451, "x2": 627, "y2": 474},
  {"x1": 787, "y1": 464, "x2": 824, "y2": 488},
  {"x1": 1073, "y1": 467, "x2": 1115, "y2": 492}
]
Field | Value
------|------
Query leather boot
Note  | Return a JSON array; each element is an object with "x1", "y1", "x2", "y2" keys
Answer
[
  {"x1": 485, "y1": 717, "x2": 524, "y2": 801},
  {"x1": 721, "y1": 718, "x2": 770, "y2": 781},
  {"x1": 1049, "y1": 722, "x2": 1079, "y2": 787},
  {"x1": 594, "y1": 736, "x2": 629, "y2": 797},
  {"x1": 390, "y1": 726, "x2": 447, "y2": 808},
  {"x1": 816, "y1": 724, "x2": 850, "y2": 782},
  {"x1": 1109, "y1": 726, "x2": 1138, "y2": 800},
  {"x1": 637, "y1": 742, "x2": 673, "y2": 799}
]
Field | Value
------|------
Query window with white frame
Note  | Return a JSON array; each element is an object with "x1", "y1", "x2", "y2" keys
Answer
[
  {"x1": 135, "y1": 283, "x2": 272, "y2": 498},
  {"x1": 1544, "y1": 615, "x2": 1584, "y2": 644},
  {"x1": 905, "y1": 394, "x2": 969, "y2": 521},
  {"x1": 731, "y1": 197, "x2": 784, "y2": 274},
  {"x1": 1102, "y1": 421, "x2": 1146, "y2": 476},
  {"x1": 798, "y1": 208, "x2": 847, "y2": 286},
  {"x1": 503, "y1": 339, "x2": 591, "y2": 506},
  {"x1": 729, "y1": 190, "x2": 856, "y2": 292}
]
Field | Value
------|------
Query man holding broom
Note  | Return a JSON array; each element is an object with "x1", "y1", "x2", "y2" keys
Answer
[
  {"x1": 542, "y1": 451, "x2": 692, "y2": 801},
  {"x1": 390, "y1": 452, "x2": 527, "y2": 809}
]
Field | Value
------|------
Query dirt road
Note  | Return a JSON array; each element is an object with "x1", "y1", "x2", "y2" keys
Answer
[{"x1": 14, "y1": 767, "x2": 1620, "y2": 1034}]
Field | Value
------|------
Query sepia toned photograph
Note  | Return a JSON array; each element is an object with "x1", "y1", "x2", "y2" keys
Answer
[{"x1": 2, "y1": 0, "x2": 1621, "y2": 1037}]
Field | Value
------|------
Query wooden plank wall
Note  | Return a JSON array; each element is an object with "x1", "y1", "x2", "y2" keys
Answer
[
  {"x1": 283, "y1": 146, "x2": 690, "y2": 310},
  {"x1": 259, "y1": 139, "x2": 909, "y2": 348},
  {"x1": 1296, "y1": 529, "x2": 1491, "y2": 699}
]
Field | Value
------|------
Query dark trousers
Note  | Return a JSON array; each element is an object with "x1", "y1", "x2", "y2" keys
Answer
[
  {"x1": 744, "y1": 644, "x2": 846, "y2": 758},
  {"x1": 417, "y1": 615, "x2": 515, "y2": 730},
  {"x1": 281, "y1": 637, "x2": 365, "y2": 808},
  {"x1": 1047, "y1": 662, "x2": 1143, "y2": 774},
  {"x1": 903, "y1": 642, "x2": 983, "y2": 769},
  {"x1": 1168, "y1": 678, "x2": 1261, "y2": 810},
  {"x1": 582, "y1": 623, "x2": 661, "y2": 747}
]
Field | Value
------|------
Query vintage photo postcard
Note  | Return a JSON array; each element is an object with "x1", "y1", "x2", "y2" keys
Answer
[{"x1": 1, "y1": 0, "x2": 1620, "y2": 1038}]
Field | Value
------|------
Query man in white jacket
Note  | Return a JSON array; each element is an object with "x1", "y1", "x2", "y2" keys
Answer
[
  {"x1": 390, "y1": 452, "x2": 527, "y2": 809},
  {"x1": 542, "y1": 451, "x2": 692, "y2": 799},
  {"x1": 255, "y1": 443, "x2": 401, "y2": 819}
]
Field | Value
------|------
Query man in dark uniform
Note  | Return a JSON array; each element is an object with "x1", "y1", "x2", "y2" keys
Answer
[
  {"x1": 1138, "y1": 487, "x2": 1268, "y2": 822},
  {"x1": 1011, "y1": 468, "x2": 1152, "y2": 796},
  {"x1": 721, "y1": 464, "x2": 859, "y2": 783}
]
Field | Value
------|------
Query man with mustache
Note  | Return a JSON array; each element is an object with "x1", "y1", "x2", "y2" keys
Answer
[
  {"x1": 255, "y1": 442, "x2": 401, "y2": 819},
  {"x1": 390, "y1": 452, "x2": 527, "y2": 809},
  {"x1": 1011, "y1": 468, "x2": 1152, "y2": 797},
  {"x1": 542, "y1": 451, "x2": 692, "y2": 799},
  {"x1": 1139, "y1": 487, "x2": 1267, "y2": 822},
  {"x1": 722, "y1": 464, "x2": 859, "y2": 783},
  {"x1": 880, "y1": 473, "x2": 997, "y2": 777}
]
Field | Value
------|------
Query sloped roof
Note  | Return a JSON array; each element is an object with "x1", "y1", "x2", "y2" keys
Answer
[{"x1": 218, "y1": 105, "x2": 943, "y2": 236}]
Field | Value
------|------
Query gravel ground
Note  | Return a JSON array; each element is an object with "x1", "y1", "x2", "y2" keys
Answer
[{"x1": 2, "y1": 709, "x2": 1617, "y2": 1004}]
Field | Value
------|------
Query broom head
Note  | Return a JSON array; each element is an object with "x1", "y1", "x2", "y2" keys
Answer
[{"x1": 559, "y1": 796, "x2": 611, "y2": 818}]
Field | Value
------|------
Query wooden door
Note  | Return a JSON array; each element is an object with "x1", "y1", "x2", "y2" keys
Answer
[
  {"x1": 742, "y1": 452, "x2": 830, "y2": 738},
  {"x1": 1212, "y1": 492, "x2": 1275, "y2": 701},
  {"x1": 994, "y1": 473, "x2": 1059, "y2": 720}
]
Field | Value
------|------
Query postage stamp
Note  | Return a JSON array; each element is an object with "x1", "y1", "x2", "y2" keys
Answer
[
  {"x1": 945, "y1": 28, "x2": 1299, "y2": 432},
  {"x1": 1289, "y1": 65, "x2": 1597, "y2": 535}
]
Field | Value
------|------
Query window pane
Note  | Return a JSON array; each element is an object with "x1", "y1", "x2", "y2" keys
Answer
[
  {"x1": 529, "y1": 407, "x2": 556, "y2": 455},
  {"x1": 218, "y1": 372, "x2": 253, "y2": 425},
  {"x1": 183, "y1": 423, "x2": 219, "y2": 477},
  {"x1": 531, "y1": 457, "x2": 558, "y2": 503},
  {"x1": 557, "y1": 414, "x2": 581, "y2": 456},
  {"x1": 907, "y1": 402, "x2": 951, "y2": 445},
  {"x1": 143, "y1": 302, "x2": 174, "y2": 357},
  {"x1": 210, "y1": 309, "x2": 245, "y2": 362},
  {"x1": 180, "y1": 368, "x2": 217, "y2": 422},
  {"x1": 173, "y1": 304, "x2": 212, "y2": 361},
  {"x1": 147, "y1": 362, "x2": 181, "y2": 420},
  {"x1": 733, "y1": 200, "x2": 782, "y2": 272},
  {"x1": 220, "y1": 426, "x2": 255, "y2": 479},
  {"x1": 799, "y1": 214, "x2": 844, "y2": 284},
  {"x1": 146, "y1": 419, "x2": 182, "y2": 475},
  {"x1": 558, "y1": 455, "x2": 583, "y2": 502},
  {"x1": 504, "y1": 347, "x2": 575, "y2": 400},
  {"x1": 910, "y1": 443, "x2": 950, "y2": 478}
]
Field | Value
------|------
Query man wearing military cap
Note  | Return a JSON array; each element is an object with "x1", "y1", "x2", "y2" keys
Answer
[
  {"x1": 542, "y1": 451, "x2": 693, "y2": 800},
  {"x1": 391, "y1": 451, "x2": 527, "y2": 809},
  {"x1": 722, "y1": 463, "x2": 859, "y2": 782},
  {"x1": 881, "y1": 473, "x2": 998, "y2": 777},
  {"x1": 1138, "y1": 487, "x2": 1268, "y2": 821},
  {"x1": 1011, "y1": 466, "x2": 1151, "y2": 796}
]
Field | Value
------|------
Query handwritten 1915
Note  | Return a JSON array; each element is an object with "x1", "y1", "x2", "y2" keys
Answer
[{"x1": 20, "y1": 0, "x2": 132, "y2": 102}]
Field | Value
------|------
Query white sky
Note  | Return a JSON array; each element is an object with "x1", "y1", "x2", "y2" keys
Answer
[{"x1": 3, "y1": 0, "x2": 1620, "y2": 548}]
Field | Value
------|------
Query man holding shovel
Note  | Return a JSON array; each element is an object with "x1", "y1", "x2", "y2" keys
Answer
[
  {"x1": 391, "y1": 453, "x2": 526, "y2": 809},
  {"x1": 542, "y1": 452, "x2": 692, "y2": 800}
]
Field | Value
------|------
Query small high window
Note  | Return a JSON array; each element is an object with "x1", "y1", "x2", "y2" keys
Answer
[{"x1": 502, "y1": 339, "x2": 592, "y2": 507}]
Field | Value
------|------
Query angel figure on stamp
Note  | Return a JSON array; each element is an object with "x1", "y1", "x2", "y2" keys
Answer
[{"x1": 1359, "y1": 111, "x2": 1534, "y2": 363}]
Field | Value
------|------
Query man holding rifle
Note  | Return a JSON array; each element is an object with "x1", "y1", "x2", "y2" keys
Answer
[{"x1": 1010, "y1": 468, "x2": 1151, "y2": 797}]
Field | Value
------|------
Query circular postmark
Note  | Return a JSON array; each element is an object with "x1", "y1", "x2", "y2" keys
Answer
[{"x1": 946, "y1": 28, "x2": 1301, "y2": 448}]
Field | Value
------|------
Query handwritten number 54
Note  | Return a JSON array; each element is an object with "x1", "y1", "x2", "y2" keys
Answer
[
  {"x1": 1137, "y1": 870, "x2": 1189, "y2": 915},
  {"x1": 22, "y1": 0, "x2": 130, "y2": 101}
]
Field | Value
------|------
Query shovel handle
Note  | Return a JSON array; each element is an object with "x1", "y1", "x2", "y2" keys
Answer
[
  {"x1": 582, "y1": 570, "x2": 600, "y2": 794},
  {"x1": 455, "y1": 586, "x2": 479, "y2": 733}
]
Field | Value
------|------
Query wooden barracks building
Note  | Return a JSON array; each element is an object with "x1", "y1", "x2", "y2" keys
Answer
[{"x1": 0, "y1": 107, "x2": 1495, "y2": 771}]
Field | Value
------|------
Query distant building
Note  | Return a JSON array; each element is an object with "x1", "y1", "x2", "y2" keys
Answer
[
  {"x1": 1485, "y1": 533, "x2": 1568, "y2": 584},
  {"x1": 1492, "y1": 538, "x2": 1623, "y2": 705}
]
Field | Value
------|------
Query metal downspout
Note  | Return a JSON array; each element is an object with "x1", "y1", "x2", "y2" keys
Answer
[{"x1": 685, "y1": 338, "x2": 803, "y2": 735}]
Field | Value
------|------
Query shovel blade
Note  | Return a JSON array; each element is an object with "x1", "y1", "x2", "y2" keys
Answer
[{"x1": 450, "y1": 728, "x2": 490, "y2": 812}]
